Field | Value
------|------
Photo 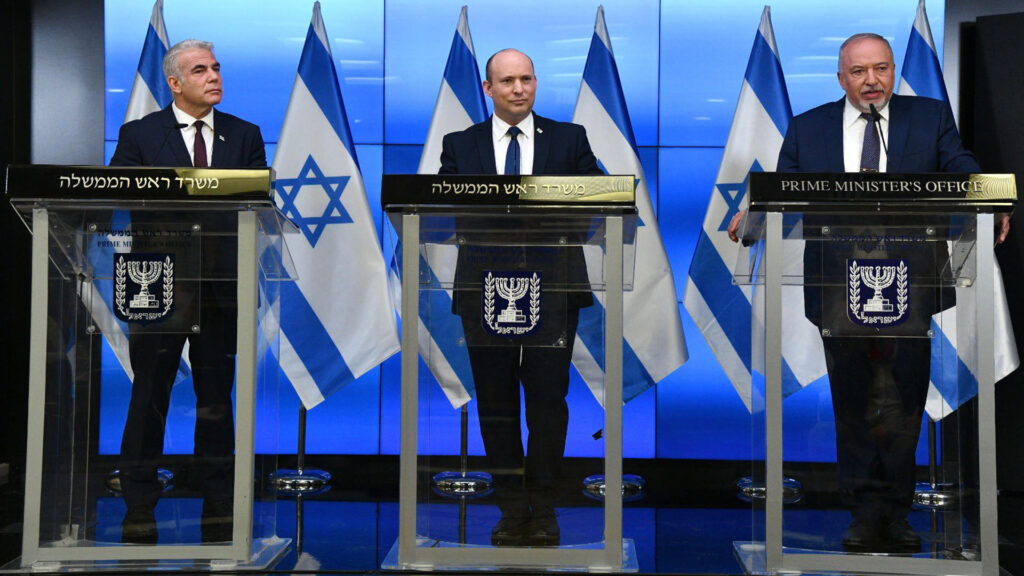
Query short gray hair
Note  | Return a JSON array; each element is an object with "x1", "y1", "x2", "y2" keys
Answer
[
  {"x1": 838, "y1": 33, "x2": 893, "y2": 70},
  {"x1": 163, "y1": 39, "x2": 215, "y2": 80}
]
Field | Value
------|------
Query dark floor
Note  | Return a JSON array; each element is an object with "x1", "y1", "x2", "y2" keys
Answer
[{"x1": 1, "y1": 456, "x2": 1023, "y2": 575}]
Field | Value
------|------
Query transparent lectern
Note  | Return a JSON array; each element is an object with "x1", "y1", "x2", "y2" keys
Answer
[
  {"x1": 733, "y1": 172, "x2": 1016, "y2": 576},
  {"x1": 4, "y1": 165, "x2": 296, "y2": 572},
  {"x1": 380, "y1": 174, "x2": 638, "y2": 571}
]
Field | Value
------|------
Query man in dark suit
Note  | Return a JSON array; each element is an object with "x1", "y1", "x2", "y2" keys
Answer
[
  {"x1": 731, "y1": 33, "x2": 1006, "y2": 553},
  {"x1": 110, "y1": 38, "x2": 266, "y2": 544},
  {"x1": 439, "y1": 48, "x2": 601, "y2": 547}
]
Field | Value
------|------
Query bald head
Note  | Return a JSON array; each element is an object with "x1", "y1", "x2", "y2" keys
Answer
[
  {"x1": 483, "y1": 49, "x2": 537, "y2": 125},
  {"x1": 485, "y1": 49, "x2": 535, "y2": 82}
]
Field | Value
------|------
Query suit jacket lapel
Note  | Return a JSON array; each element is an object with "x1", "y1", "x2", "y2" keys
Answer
[
  {"x1": 160, "y1": 106, "x2": 192, "y2": 167},
  {"x1": 211, "y1": 110, "x2": 224, "y2": 167},
  {"x1": 825, "y1": 99, "x2": 845, "y2": 172},
  {"x1": 475, "y1": 119, "x2": 497, "y2": 174},
  {"x1": 885, "y1": 95, "x2": 909, "y2": 173},
  {"x1": 532, "y1": 113, "x2": 550, "y2": 175}
]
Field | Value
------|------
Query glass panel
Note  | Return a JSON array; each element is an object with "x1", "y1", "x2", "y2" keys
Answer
[
  {"x1": 26, "y1": 203, "x2": 283, "y2": 561},
  {"x1": 412, "y1": 209, "x2": 613, "y2": 551},
  {"x1": 746, "y1": 209, "x2": 983, "y2": 564}
]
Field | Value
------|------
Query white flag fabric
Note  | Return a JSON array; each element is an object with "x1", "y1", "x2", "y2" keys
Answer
[
  {"x1": 683, "y1": 7, "x2": 827, "y2": 411},
  {"x1": 387, "y1": 6, "x2": 487, "y2": 409},
  {"x1": 87, "y1": 0, "x2": 174, "y2": 384},
  {"x1": 897, "y1": 0, "x2": 1019, "y2": 419},
  {"x1": 123, "y1": 0, "x2": 171, "y2": 123},
  {"x1": 570, "y1": 6, "x2": 688, "y2": 407},
  {"x1": 273, "y1": 2, "x2": 400, "y2": 409}
]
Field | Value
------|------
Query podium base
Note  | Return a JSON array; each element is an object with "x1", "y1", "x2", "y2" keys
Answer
[
  {"x1": 381, "y1": 536, "x2": 638, "y2": 572},
  {"x1": 1, "y1": 536, "x2": 291, "y2": 573}
]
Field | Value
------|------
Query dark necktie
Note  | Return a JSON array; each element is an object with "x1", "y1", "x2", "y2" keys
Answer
[
  {"x1": 860, "y1": 112, "x2": 879, "y2": 172},
  {"x1": 504, "y1": 126, "x2": 521, "y2": 175},
  {"x1": 193, "y1": 120, "x2": 208, "y2": 167}
]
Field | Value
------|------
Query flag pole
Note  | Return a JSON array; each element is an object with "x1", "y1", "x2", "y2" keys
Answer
[
  {"x1": 913, "y1": 419, "x2": 957, "y2": 507},
  {"x1": 431, "y1": 403, "x2": 492, "y2": 545},
  {"x1": 272, "y1": 406, "x2": 331, "y2": 495}
]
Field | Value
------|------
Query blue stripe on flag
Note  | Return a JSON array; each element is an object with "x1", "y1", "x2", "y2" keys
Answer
[
  {"x1": 581, "y1": 33, "x2": 639, "y2": 155},
  {"x1": 280, "y1": 280, "x2": 355, "y2": 399},
  {"x1": 297, "y1": 27, "x2": 359, "y2": 165},
  {"x1": 394, "y1": 248, "x2": 476, "y2": 397},
  {"x1": 689, "y1": 231, "x2": 803, "y2": 397},
  {"x1": 689, "y1": 232, "x2": 751, "y2": 371},
  {"x1": 929, "y1": 319, "x2": 977, "y2": 411},
  {"x1": 576, "y1": 301, "x2": 655, "y2": 403},
  {"x1": 902, "y1": 28, "x2": 949, "y2": 102},
  {"x1": 443, "y1": 33, "x2": 488, "y2": 124},
  {"x1": 139, "y1": 25, "x2": 171, "y2": 106},
  {"x1": 745, "y1": 32, "x2": 792, "y2": 136}
]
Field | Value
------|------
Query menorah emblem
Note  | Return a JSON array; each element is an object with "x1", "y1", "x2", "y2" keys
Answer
[
  {"x1": 859, "y1": 264, "x2": 896, "y2": 313},
  {"x1": 483, "y1": 271, "x2": 541, "y2": 337},
  {"x1": 496, "y1": 277, "x2": 530, "y2": 323},
  {"x1": 847, "y1": 258, "x2": 909, "y2": 327},
  {"x1": 114, "y1": 253, "x2": 175, "y2": 323},
  {"x1": 128, "y1": 260, "x2": 163, "y2": 309}
]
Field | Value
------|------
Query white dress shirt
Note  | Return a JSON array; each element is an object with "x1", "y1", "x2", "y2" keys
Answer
[
  {"x1": 172, "y1": 103, "x2": 215, "y2": 167},
  {"x1": 842, "y1": 97, "x2": 888, "y2": 173},
  {"x1": 491, "y1": 113, "x2": 534, "y2": 175}
]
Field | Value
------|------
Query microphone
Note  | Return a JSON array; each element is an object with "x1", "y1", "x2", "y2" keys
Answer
[
  {"x1": 868, "y1": 104, "x2": 889, "y2": 159},
  {"x1": 154, "y1": 122, "x2": 189, "y2": 165}
]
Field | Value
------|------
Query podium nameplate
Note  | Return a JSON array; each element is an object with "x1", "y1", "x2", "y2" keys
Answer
[
  {"x1": 6, "y1": 165, "x2": 274, "y2": 201},
  {"x1": 381, "y1": 174, "x2": 635, "y2": 207},
  {"x1": 748, "y1": 172, "x2": 1016, "y2": 213}
]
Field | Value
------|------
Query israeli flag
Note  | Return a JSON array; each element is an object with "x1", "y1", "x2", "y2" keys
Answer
[
  {"x1": 123, "y1": 0, "x2": 171, "y2": 123},
  {"x1": 570, "y1": 7, "x2": 688, "y2": 406},
  {"x1": 896, "y1": 0, "x2": 949, "y2": 102},
  {"x1": 87, "y1": 0, "x2": 174, "y2": 385},
  {"x1": 387, "y1": 6, "x2": 485, "y2": 409},
  {"x1": 273, "y1": 2, "x2": 400, "y2": 409},
  {"x1": 683, "y1": 7, "x2": 826, "y2": 411},
  {"x1": 897, "y1": 0, "x2": 1019, "y2": 419}
]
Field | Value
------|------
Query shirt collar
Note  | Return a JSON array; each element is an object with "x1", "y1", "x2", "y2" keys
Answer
[
  {"x1": 172, "y1": 102, "x2": 215, "y2": 130},
  {"x1": 844, "y1": 97, "x2": 888, "y2": 128},
  {"x1": 492, "y1": 113, "x2": 533, "y2": 140}
]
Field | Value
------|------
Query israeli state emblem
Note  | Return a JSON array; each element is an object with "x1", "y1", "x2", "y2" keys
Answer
[
  {"x1": 114, "y1": 253, "x2": 175, "y2": 322},
  {"x1": 848, "y1": 259, "x2": 908, "y2": 326},
  {"x1": 483, "y1": 270, "x2": 541, "y2": 337}
]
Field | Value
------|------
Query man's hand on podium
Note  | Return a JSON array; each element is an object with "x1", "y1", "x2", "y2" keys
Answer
[
  {"x1": 727, "y1": 209, "x2": 745, "y2": 243},
  {"x1": 996, "y1": 212, "x2": 1011, "y2": 245}
]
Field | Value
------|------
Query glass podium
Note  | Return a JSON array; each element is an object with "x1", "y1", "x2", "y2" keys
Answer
[
  {"x1": 732, "y1": 172, "x2": 1016, "y2": 576},
  {"x1": 4, "y1": 165, "x2": 296, "y2": 572},
  {"x1": 381, "y1": 174, "x2": 638, "y2": 571}
]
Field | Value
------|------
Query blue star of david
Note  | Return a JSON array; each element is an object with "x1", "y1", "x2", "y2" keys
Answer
[
  {"x1": 716, "y1": 159, "x2": 763, "y2": 232},
  {"x1": 275, "y1": 155, "x2": 352, "y2": 247}
]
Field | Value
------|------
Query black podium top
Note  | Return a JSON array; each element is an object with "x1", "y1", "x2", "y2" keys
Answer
[
  {"x1": 5, "y1": 165, "x2": 273, "y2": 203},
  {"x1": 748, "y1": 172, "x2": 1016, "y2": 213},
  {"x1": 381, "y1": 174, "x2": 636, "y2": 208}
]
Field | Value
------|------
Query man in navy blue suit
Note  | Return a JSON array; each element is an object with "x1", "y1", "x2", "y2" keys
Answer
[
  {"x1": 733, "y1": 33, "x2": 1007, "y2": 553},
  {"x1": 110, "y1": 38, "x2": 266, "y2": 544},
  {"x1": 439, "y1": 48, "x2": 601, "y2": 547}
]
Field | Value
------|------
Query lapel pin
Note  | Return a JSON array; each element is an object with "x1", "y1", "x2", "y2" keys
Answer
[
  {"x1": 218, "y1": 135, "x2": 226, "y2": 142},
  {"x1": 537, "y1": 127, "x2": 543, "y2": 134}
]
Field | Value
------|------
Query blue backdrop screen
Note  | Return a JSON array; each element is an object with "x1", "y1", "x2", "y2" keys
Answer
[{"x1": 102, "y1": 0, "x2": 944, "y2": 466}]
